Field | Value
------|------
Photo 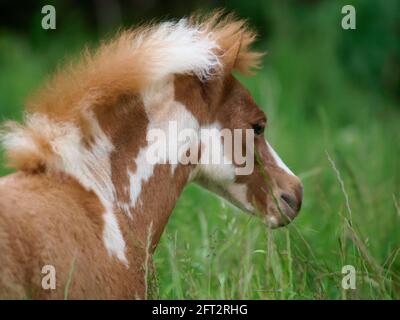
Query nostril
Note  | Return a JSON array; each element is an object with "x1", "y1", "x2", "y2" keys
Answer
[{"x1": 280, "y1": 193, "x2": 299, "y2": 212}]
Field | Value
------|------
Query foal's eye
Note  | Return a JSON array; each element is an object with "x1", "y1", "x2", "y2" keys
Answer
[{"x1": 252, "y1": 123, "x2": 265, "y2": 135}]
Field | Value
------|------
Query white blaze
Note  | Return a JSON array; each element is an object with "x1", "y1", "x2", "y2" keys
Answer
[{"x1": 267, "y1": 141, "x2": 295, "y2": 176}]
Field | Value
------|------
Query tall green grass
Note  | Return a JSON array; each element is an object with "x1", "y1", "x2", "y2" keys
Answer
[
  {"x1": 152, "y1": 71, "x2": 400, "y2": 298},
  {"x1": 1, "y1": 1, "x2": 399, "y2": 299},
  {"x1": 153, "y1": 1, "x2": 400, "y2": 299}
]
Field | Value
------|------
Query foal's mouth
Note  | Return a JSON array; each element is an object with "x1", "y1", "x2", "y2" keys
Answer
[{"x1": 263, "y1": 188, "x2": 303, "y2": 228}]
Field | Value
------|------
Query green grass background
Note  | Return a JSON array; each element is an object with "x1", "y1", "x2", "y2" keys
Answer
[{"x1": 0, "y1": 0, "x2": 399, "y2": 299}]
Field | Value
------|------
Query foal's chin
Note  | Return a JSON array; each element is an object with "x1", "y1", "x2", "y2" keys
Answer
[
  {"x1": 264, "y1": 214, "x2": 294, "y2": 229},
  {"x1": 261, "y1": 203, "x2": 301, "y2": 229}
]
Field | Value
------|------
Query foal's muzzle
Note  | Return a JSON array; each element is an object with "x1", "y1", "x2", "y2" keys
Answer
[{"x1": 268, "y1": 179, "x2": 303, "y2": 228}]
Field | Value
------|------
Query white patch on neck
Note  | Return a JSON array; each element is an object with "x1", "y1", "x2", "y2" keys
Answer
[
  {"x1": 33, "y1": 113, "x2": 128, "y2": 266},
  {"x1": 127, "y1": 147, "x2": 154, "y2": 209},
  {"x1": 267, "y1": 142, "x2": 295, "y2": 176},
  {"x1": 126, "y1": 78, "x2": 200, "y2": 210}
]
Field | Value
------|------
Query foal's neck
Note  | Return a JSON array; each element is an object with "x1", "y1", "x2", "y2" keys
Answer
[{"x1": 96, "y1": 87, "x2": 196, "y2": 255}]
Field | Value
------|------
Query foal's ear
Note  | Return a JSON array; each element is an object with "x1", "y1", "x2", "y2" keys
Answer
[{"x1": 220, "y1": 34, "x2": 242, "y2": 75}]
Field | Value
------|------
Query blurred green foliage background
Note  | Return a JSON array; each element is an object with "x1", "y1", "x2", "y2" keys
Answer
[{"x1": 0, "y1": 0, "x2": 399, "y2": 299}]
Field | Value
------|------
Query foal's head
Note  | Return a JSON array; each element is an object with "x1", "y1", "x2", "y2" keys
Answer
[
  {"x1": 161, "y1": 14, "x2": 303, "y2": 228},
  {"x1": 180, "y1": 72, "x2": 303, "y2": 227}
]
